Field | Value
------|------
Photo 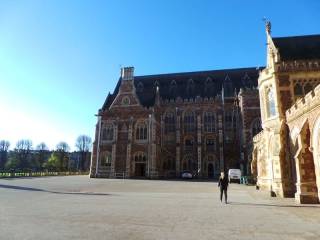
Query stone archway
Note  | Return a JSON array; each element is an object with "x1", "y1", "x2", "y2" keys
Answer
[
  {"x1": 203, "y1": 155, "x2": 218, "y2": 179},
  {"x1": 312, "y1": 116, "x2": 320, "y2": 202},
  {"x1": 295, "y1": 121, "x2": 319, "y2": 204}
]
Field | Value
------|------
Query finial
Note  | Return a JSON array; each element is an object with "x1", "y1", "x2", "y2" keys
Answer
[{"x1": 263, "y1": 17, "x2": 271, "y2": 34}]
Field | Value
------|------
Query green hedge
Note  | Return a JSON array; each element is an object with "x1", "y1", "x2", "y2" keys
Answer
[{"x1": 0, "y1": 171, "x2": 89, "y2": 178}]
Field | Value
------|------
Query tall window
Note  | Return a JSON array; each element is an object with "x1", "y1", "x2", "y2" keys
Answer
[
  {"x1": 225, "y1": 111, "x2": 234, "y2": 128},
  {"x1": 204, "y1": 112, "x2": 215, "y2": 132},
  {"x1": 136, "y1": 123, "x2": 148, "y2": 140},
  {"x1": 164, "y1": 112, "x2": 175, "y2": 133},
  {"x1": 102, "y1": 124, "x2": 114, "y2": 141},
  {"x1": 267, "y1": 88, "x2": 276, "y2": 117},
  {"x1": 100, "y1": 152, "x2": 112, "y2": 167},
  {"x1": 294, "y1": 83, "x2": 303, "y2": 99},
  {"x1": 184, "y1": 111, "x2": 196, "y2": 133},
  {"x1": 206, "y1": 138, "x2": 215, "y2": 151}
]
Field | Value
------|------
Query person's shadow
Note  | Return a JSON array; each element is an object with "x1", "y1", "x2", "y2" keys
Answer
[{"x1": 0, "y1": 184, "x2": 111, "y2": 196}]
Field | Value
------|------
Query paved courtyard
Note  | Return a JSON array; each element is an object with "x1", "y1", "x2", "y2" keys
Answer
[{"x1": 0, "y1": 176, "x2": 319, "y2": 240}]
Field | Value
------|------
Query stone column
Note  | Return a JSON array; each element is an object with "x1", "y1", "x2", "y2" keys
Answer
[
  {"x1": 197, "y1": 114, "x2": 202, "y2": 176},
  {"x1": 218, "y1": 114, "x2": 224, "y2": 171},
  {"x1": 151, "y1": 114, "x2": 157, "y2": 178},
  {"x1": 111, "y1": 144, "x2": 116, "y2": 177},
  {"x1": 176, "y1": 114, "x2": 181, "y2": 176},
  {"x1": 126, "y1": 121, "x2": 133, "y2": 177},
  {"x1": 95, "y1": 117, "x2": 102, "y2": 177}
]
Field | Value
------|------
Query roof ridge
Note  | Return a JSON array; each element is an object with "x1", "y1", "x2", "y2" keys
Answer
[
  {"x1": 273, "y1": 34, "x2": 320, "y2": 40},
  {"x1": 135, "y1": 67, "x2": 262, "y2": 79}
]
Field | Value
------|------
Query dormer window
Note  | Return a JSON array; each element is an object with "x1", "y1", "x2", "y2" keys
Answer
[
  {"x1": 169, "y1": 80, "x2": 177, "y2": 95},
  {"x1": 186, "y1": 79, "x2": 195, "y2": 96},
  {"x1": 242, "y1": 73, "x2": 253, "y2": 88},
  {"x1": 224, "y1": 75, "x2": 233, "y2": 97},
  {"x1": 137, "y1": 82, "x2": 144, "y2": 93},
  {"x1": 204, "y1": 77, "x2": 215, "y2": 96}
]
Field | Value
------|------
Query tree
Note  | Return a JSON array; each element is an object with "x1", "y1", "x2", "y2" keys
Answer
[
  {"x1": 36, "y1": 142, "x2": 49, "y2": 169},
  {"x1": 0, "y1": 140, "x2": 10, "y2": 169},
  {"x1": 56, "y1": 142, "x2": 70, "y2": 171},
  {"x1": 12, "y1": 139, "x2": 33, "y2": 170},
  {"x1": 75, "y1": 135, "x2": 92, "y2": 170},
  {"x1": 43, "y1": 152, "x2": 60, "y2": 171}
]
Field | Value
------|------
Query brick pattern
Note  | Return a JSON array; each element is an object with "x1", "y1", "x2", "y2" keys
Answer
[{"x1": 91, "y1": 76, "x2": 259, "y2": 179}]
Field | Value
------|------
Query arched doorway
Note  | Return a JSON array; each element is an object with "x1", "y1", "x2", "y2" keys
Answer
[
  {"x1": 295, "y1": 121, "x2": 319, "y2": 203},
  {"x1": 205, "y1": 155, "x2": 218, "y2": 179},
  {"x1": 312, "y1": 116, "x2": 320, "y2": 202},
  {"x1": 134, "y1": 152, "x2": 147, "y2": 177},
  {"x1": 208, "y1": 163, "x2": 214, "y2": 178}
]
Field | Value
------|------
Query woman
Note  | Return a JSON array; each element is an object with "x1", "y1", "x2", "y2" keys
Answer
[{"x1": 218, "y1": 171, "x2": 229, "y2": 204}]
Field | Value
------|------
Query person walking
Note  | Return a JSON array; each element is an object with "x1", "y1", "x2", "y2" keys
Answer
[{"x1": 218, "y1": 171, "x2": 229, "y2": 204}]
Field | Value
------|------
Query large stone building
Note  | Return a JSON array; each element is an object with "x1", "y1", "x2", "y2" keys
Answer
[
  {"x1": 252, "y1": 22, "x2": 320, "y2": 203},
  {"x1": 90, "y1": 66, "x2": 262, "y2": 179}
]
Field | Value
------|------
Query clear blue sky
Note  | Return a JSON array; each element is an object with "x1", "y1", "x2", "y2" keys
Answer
[{"x1": 0, "y1": 0, "x2": 319, "y2": 150}]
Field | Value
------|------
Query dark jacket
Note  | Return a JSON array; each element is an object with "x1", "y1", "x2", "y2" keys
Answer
[{"x1": 218, "y1": 176, "x2": 229, "y2": 190}]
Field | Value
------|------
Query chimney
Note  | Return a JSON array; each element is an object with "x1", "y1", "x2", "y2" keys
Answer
[{"x1": 121, "y1": 67, "x2": 134, "y2": 81}]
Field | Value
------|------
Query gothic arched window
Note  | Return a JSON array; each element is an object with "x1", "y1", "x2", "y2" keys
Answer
[
  {"x1": 136, "y1": 122, "x2": 148, "y2": 140},
  {"x1": 137, "y1": 82, "x2": 144, "y2": 93},
  {"x1": 294, "y1": 83, "x2": 303, "y2": 98},
  {"x1": 102, "y1": 124, "x2": 114, "y2": 141},
  {"x1": 164, "y1": 112, "x2": 175, "y2": 134},
  {"x1": 204, "y1": 112, "x2": 215, "y2": 133},
  {"x1": 267, "y1": 88, "x2": 276, "y2": 117},
  {"x1": 100, "y1": 151, "x2": 112, "y2": 167},
  {"x1": 184, "y1": 111, "x2": 196, "y2": 133}
]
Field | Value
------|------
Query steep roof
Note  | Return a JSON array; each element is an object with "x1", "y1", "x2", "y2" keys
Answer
[
  {"x1": 102, "y1": 67, "x2": 262, "y2": 110},
  {"x1": 273, "y1": 34, "x2": 320, "y2": 61}
]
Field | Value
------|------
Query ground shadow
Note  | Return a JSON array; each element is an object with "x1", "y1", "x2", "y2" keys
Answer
[
  {"x1": 0, "y1": 184, "x2": 111, "y2": 196},
  {"x1": 229, "y1": 201, "x2": 320, "y2": 208},
  {"x1": 127, "y1": 178, "x2": 218, "y2": 183}
]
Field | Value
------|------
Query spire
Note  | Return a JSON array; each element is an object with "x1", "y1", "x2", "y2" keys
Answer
[{"x1": 266, "y1": 20, "x2": 271, "y2": 34}]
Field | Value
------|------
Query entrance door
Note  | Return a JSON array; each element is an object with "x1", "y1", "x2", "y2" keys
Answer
[
  {"x1": 135, "y1": 163, "x2": 146, "y2": 177},
  {"x1": 208, "y1": 163, "x2": 214, "y2": 178}
]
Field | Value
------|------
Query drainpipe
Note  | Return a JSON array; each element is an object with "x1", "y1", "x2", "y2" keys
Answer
[{"x1": 95, "y1": 115, "x2": 102, "y2": 177}]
